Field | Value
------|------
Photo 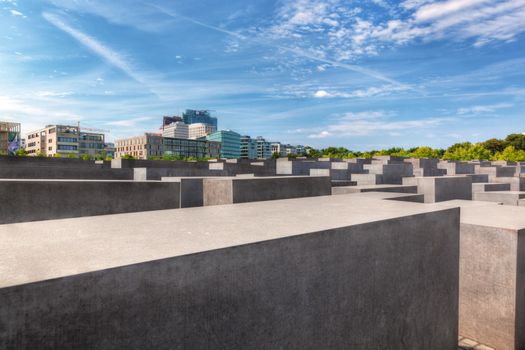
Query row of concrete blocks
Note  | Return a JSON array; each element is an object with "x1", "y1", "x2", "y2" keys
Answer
[{"x1": 0, "y1": 176, "x2": 332, "y2": 224}]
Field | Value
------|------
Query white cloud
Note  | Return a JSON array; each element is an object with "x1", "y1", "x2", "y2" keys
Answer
[
  {"x1": 10, "y1": 9, "x2": 24, "y2": 17},
  {"x1": 457, "y1": 102, "x2": 513, "y2": 114},
  {"x1": 312, "y1": 85, "x2": 410, "y2": 99},
  {"x1": 292, "y1": 109, "x2": 453, "y2": 138},
  {"x1": 314, "y1": 90, "x2": 330, "y2": 98}
]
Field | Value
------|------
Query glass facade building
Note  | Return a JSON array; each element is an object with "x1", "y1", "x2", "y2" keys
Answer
[
  {"x1": 256, "y1": 136, "x2": 272, "y2": 159},
  {"x1": 206, "y1": 130, "x2": 241, "y2": 159},
  {"x1": 182, "y1": 110, "x2": 218, "y2": 129},
  {"x1": 240, "y1": 135, "x2": 258, "y2": 159}
]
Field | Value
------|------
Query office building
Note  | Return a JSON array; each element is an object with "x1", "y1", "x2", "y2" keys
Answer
[
  {"x1": 0, "y1": 121, "x2": 21, "y2": 155},
  {"x1": 271, "y1": 142, "x2": 288, "y2": 157},
  {"x1": 78, "y1": 132, "x2": 105, "y2": 157},
  {"x1": 256, "y1": 136, "x2": 272, "y2": 159},
  {"x1": 26, "y1": 125, "x2": 105, "y2": 157},
  {"x1": 206, "y1": 130, "x2": 241, "y2": 159},
  {"x1": 162, "y1": 116, "x2": 183, "y2": 127},
  {"x1": 189, "y1": 123, "x2": 216, "y2": 139},
  {"x1": 162, "y1": 121, "x2": 189, "y2": 139},
  {"x1": 115, "y1": 133, "x2": 216, "y2": 159},
  {"x1": 104, "y1": 143, "x2": 115, "y2": 159},
  {"x1": 240, "y1": 135, "x2": 257, "y2": 159},
  {"x1": 183, "y1": 109, "x2": 218, "y2": 129}
]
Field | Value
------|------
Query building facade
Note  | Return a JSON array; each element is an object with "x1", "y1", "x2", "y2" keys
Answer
[
  {"x1": 26, "y1": 125, "x2": 105, "y2": 157},
  {"x1": 189, "y1": 123, "x2": 216, "y2": 139},
  {"x1": 182, "y1": 109, "x2": 218, "y2": 129},
  {"x1": 162, "y1": 121, "x2": 189, "y2": 139},
  {"x1": 256, "y1": 136, "x2": 272, "y2": 159},
  {"x1": 115, "y1": 133, "x2": 217, "y2": 159},
  {"x1": 240, "y1": 135, "x2": 257, "y2": 159},
  {"x1": 206, "y1": 130, "x2": 241, "y2": 159},
  {"x1": 271, "y1": 142, "x2": 288, "y2": 157},
  {"x1": 0, "y1": 121, "x2": 21, "y2": 155},
  {"x1": 104, "y1": 142, "x2": 115, "y2": 159}
]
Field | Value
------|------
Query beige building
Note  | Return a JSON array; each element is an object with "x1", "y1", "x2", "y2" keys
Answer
[
  {"x1": 26, "y1": 125, "x2": 104, "y2": 157},
  {"x1": 0, "y1": 121, "x2": 21, "y2": 155},
  {"x1": 162, "y1": 121, "x2": 189, "y2": 139},
  {"x1": 188, "y1": 123, "x2": 216, "y2": 139},
  {"x1": 115, "y1": 133, "x2": 221, "y2": 159}
]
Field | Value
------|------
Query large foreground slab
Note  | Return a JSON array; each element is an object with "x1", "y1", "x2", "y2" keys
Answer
[{"x1": 0, "y1": 196, "x2": 459, "y2": 349}]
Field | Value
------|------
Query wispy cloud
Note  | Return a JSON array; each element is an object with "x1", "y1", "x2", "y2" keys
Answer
[
  {"x1": 293, "y1": 110, "x2": 453, "y2": 138},
  {"x1": 150, "y1": 3, "x2": 409, "y2": 88},
  {"x1": 42, "y1": 11, "x2": 145, "y2": 84},
  {"x1": 457, "y1": 102, "x2": 513, "y2": 114},
  {"x1": 313, "y1": 84, "x2": 410, "y2": 98}
]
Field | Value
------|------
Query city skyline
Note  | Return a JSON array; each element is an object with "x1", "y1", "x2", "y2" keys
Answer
[{"x1": 1, "y1": 0, "x2": 524, "y2": 150}]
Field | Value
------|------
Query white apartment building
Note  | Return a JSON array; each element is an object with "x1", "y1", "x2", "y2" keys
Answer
[
  {"x1": 162, "y1": 121, "x2": 189, "y2": 139},
  {"x1": 188, "y1": 123, "x2": 216, "y2": 139}
]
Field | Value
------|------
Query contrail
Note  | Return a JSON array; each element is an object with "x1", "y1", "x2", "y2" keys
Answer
[{"x1": 150, "y1": 3, "x2": 410, "y2": 88}]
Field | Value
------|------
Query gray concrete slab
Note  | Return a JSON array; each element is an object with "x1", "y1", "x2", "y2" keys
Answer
[
  {"x1": 454, "y1": 205, "x2": 525, "y2": 350},
  {"x1": 414, "y1": 176, "x2": 472, "y2": 203},
  {"x1": 0, "y1": 179, "x2": 180, "y2": 224},
  {"x1": 0, "y1": 195, "x2": 460, "y2": 349},
  {"x1": 473, "y1": 191, "x2": 525, "y2": 206},
  {"x1": 0, "y1": 166, "x2": 133, "y2": 180},
  {"x1": 471, "y1": 182, "x2": 511, "y2": 193},
  {"x1": 338, "y1": 191, "x2": 425, "y2": 203},
  {"x1": 332, "y1": 184, "x2": 417, "y2": 195},
  {"x1": 491, "y1": 176, "x2": 525, "y2": 191},
  {"x1": 202, "y1": 176, "x2": 332, "y2": 206}
]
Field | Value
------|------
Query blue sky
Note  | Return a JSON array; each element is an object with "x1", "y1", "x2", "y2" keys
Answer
[{"x1": 0, "y1": 0, "x2": 524, "y2": 150}]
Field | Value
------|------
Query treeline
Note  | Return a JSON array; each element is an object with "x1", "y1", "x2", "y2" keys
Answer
[{"x1": 306, "y1": 133, "x2": 525, "y2": 162}]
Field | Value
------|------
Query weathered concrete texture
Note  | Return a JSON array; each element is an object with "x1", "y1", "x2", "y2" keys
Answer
[
  {"x1": 351, "y1": 173, "x2": 384, "y2": 185},
  {"x1": 0, "y1": 155, "x2": 109, "y2": 168},
  {"x1": 0, "y1": 166, "x2": 133, "y2": 180},
  {"x1": 363, "y1": 163, "x2": 413, "y2": 184},
  {"x1": 491, "y1": 176, "x2": 525, "y2": 191},
  {"x1": 0, "y1": 179, "x2": 180, "y2": 224},
  {"x1": 338, "y1": 191, "x2": 425, "y2": 203},
  {"x1": 202, "y1": 176, "x2": 331, "y2": 206},
  {"x1": 161, "y1": 177, "x2": 210, "y2": 208},
  {"x1": 276, "y1": 158, "x2": 330, "y2": 175},
  {"x1": 332, "y1": 184, "x2": 417, "y2": 195},
  {"x1": 456, "y1": 205, "x2": 525, "y2": 350},
  {"x1": 466, "y1": 174, "x2": 489, "y2": 183},
  {"x1": 133, "y1": 166, "x2": 228, "y2": 180},
  {"x1": 475, "y1": 165, "x2": 517, "y2": 177},
  {"x1": 331, "y1": 180, "x2": 357, "y2": 187},
  {"x1": 405, "y1": 158, "x2": 447, "y2": 177},
  {"x1": 413, "y1": 176, "x2": 472, "y2": 203},
  {"x1": 0, "y1": 195, "x2": 460, "y2": 349},
  {"x1": 473, "y1": 191, "x2": 525, "y2": 206},
  {"x1": 438, "y1": 161, "x2": 475, "y2": 175},
  {"x1": 471, "y1": 182, "x2": 511, "y2": 193},
  {"x1": 309, "y1": 168, "x2": 351, "y2": 181}
]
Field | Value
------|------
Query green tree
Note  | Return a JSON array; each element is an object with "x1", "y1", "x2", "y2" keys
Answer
[
  {"x1": 53, "y1": 153, "x2": 62, "y2": 158},
  {"x1": 505, "y1": 134, "x2": 525, "y2": 151},
  {"x1": 443, "y1": 142, "x2": 491, "y2": 161},
  {"x1": 271, "y1": 152, "x2": 280, "y2": 159},
  {"x1": 482, "y1": 138, "x2": 507, "y2": 154},
  {"x1": 15, "y1": 148, "x2": 27, "y2": 157},
  {"x1": 81, "y1": 154, "x2": 92, "y2": 160},
  {"x1": 36, "y1": 151, "x2": 46, "y2": 157},
  {"x1": 409, "y1": 146, "x2": 441, "y2": 159},
  {"x1": 492, "y1": 146, "x2": 525, "y2": 162},
  {"x1": 122, "y1": 154, "x2": 135, "y2": 160},
  {"x1": 68, "y1": 153, "x2": 77, "y2": 159}
]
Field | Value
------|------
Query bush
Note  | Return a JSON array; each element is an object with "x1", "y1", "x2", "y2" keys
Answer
[
  {"x1": 81, "y1": 154, "x2": 92, "y2": 161},
  {"x1": 122, "y1": 154, "x2": 135, "y2": 160},
  {"x1": 67, "y1": 153, "x2": 77, "y2": 159},
  {"x1": 15, "y1": 148, "x2": 27, "y2": 157},
  {"x1": 492, "y1": 146, "x2": 525, "y2": 162}
]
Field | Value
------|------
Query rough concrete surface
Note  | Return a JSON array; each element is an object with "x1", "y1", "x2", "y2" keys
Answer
[
  {"x1": 0, "y1": 195, "x2": 460, "y2": 349},
  {"x1": 0, "y1": 179, "x2": 180, "y2": 224}
]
